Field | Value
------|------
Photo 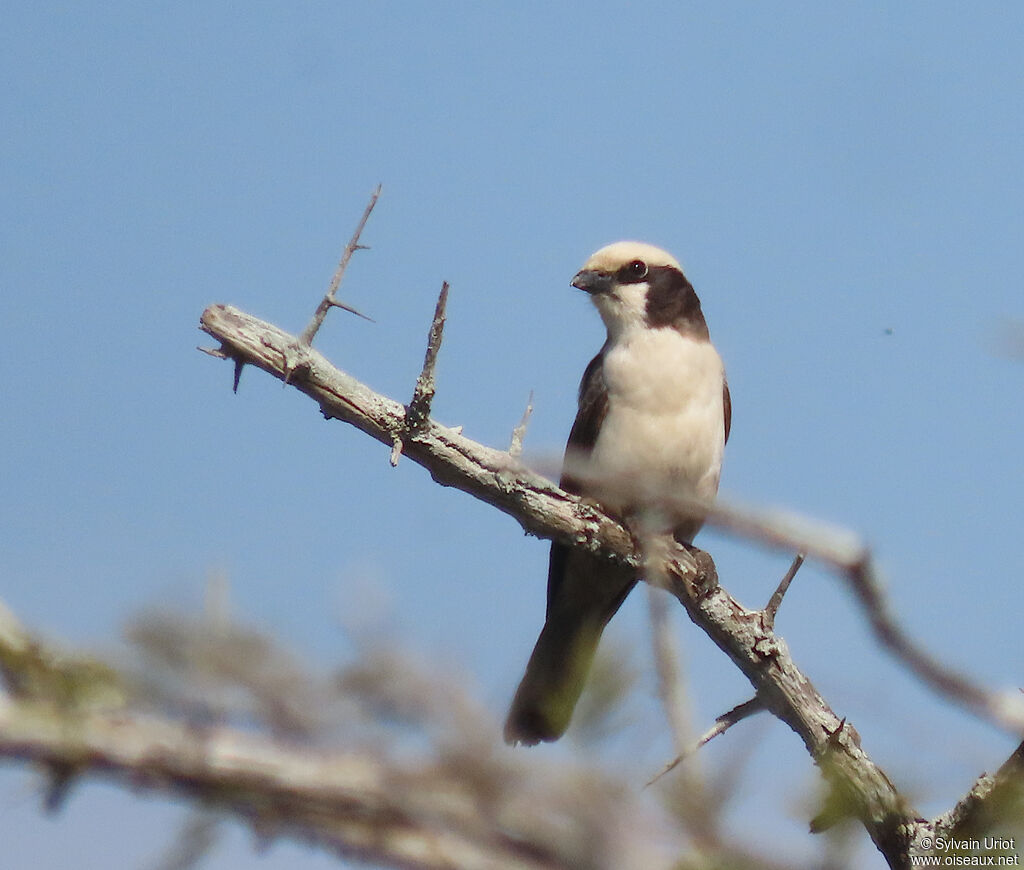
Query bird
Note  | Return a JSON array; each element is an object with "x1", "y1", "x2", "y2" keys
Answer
[{"x1": 504, "y1": 241, "x2": 730, "y2": 745}]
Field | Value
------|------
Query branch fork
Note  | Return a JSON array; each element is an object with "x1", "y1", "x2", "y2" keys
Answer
[{"x1": 297, "y1": 185, "x2": 380, "y2": 348}]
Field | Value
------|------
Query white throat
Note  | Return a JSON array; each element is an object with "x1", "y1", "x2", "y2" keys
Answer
[{"x1": 590, "y1": 281, "x2": 650, "y2": 340}]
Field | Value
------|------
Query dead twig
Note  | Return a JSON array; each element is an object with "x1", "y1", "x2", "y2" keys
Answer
[
  {"x1": 763, "y1": 552, "x2": 806, "y2": 628},
  {"x1": 298, "y1": 185, "x2": 380, "y2": 347},
  {"x1": 392, "y1": 280, "x2": 450, "y2": 466},
  {"x1": 406, "y1": 280, "x2": 450, "y2": 429}
]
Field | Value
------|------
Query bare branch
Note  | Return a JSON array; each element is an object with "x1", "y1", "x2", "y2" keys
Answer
[
  {"x1": 763, "y1": 552, "x2": 806, "y2": 628},
  {"x1": 407, "y1": 281, "x2": 449, "y2": 429},
  {"x1": 197, "y1": 298, "x2": 1022, "y2": 868},
  {"x1": 298, "y1": 185, "x2": 380, "y2": 346},
  {"x1": 199, "y1": 305, "x2": 635, "y2": 560},
  {"x1": 0, "y1": 699, "x2": 597, "y2": 870},
  {"x1": 196, "y1": 303, "x2": 921, "y2": 865},
  {"x1": 696, "y1": 490, "x2": 1024, "y2": 733}
]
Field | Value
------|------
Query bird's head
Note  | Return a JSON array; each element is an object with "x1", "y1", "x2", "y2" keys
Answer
[{"x1": 572, "y1": 241, "x2": 705, "y2": 339}]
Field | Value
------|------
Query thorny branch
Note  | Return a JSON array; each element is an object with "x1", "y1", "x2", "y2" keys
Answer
[
  {"x1": 297, "y1": 184, "x2": 380, "y2": 347},
  {"x1": 635, "y1": 488, "x2": 1024, "y2": 735},
  {"x1": 642, "y1": 554, "x2": 802, "y2": 789},
  {"x1": 198, "y1": 304, "x2": 635, "y2": 561},
  {"x1": 194, "y1": 299, "x2": 1024, "y2": 868},
  {"x1": 1, "y1": 193, "x2": 1019, "y2": 868},
  {"x1": 200, "y1": 300, "x2": 1024, "y2": 740}
]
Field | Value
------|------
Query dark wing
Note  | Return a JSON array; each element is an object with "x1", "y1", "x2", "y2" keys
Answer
[
  {"x1": 723, "y1": 376, "x2": 732, "y2": 444},
  {"x1": 558, "y1": 348, "x2": 609, "y2": 495},
  {"x1": 504, "y1": 347, "x2": 630, "y2": 743},
  {"x1": 548, "y1": 348, "x2": 609, "y2": 613}
]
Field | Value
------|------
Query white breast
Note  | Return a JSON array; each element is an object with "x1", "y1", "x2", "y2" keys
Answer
[{"x1": 587, "y1": 326, "x2": 725, "y2": 533}]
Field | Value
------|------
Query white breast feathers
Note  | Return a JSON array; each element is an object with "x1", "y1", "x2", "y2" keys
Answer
[{"x1": 587, "y1": 326, "x2": 725, "y2": 535}]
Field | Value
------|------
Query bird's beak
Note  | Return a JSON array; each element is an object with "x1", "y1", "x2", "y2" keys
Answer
[{"x1": 571, "y1": 269, "x2": 613, "y2": 295}]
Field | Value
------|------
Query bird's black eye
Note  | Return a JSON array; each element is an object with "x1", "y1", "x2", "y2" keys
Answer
[{"x1": 621, "y1": 259, "x2": 648, "y2": 282}]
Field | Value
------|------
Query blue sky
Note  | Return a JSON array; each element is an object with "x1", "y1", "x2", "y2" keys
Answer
[{"x1": 2, "y1": 3, "x2": 1023, "y2": 867}]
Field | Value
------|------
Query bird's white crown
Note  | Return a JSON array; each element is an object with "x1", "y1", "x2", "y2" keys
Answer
[{"x1": 580, "y1": 240, "x2": 682, "y2": 273}]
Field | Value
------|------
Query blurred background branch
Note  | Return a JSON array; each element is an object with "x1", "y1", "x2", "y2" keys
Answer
[{"x1": 0, "y1": 595, "x2": 805, "y2": 870}]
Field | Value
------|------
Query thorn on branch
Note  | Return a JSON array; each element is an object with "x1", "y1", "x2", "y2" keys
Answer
[
  {"x1": 326, "y1": 298, "x2": 374, "y2": 322},
  {"x1": 390, "y1": 437, "x2": 404, "y2": 467},
  {"x1": 824, "y1": 717, "x2": 849, "y2": 748},
  {"x1": 298, "y1": 184, "x2": 381, "y2": 347},
  {"x1": 406, "y1": 281, "x2": 450, "y2": 430},
  {"x1": 646, "y1": 696, "x2": 764, "y2": 788},
  {"x1": 763, "y1": 552, "x2": 805, "y2": 628},
  {"x1": 197, "y1": 345, "x2": 229, "y2": 359},
  {"x1": 195, "y1": 342, "x2": 242, "y2": 391},
  {"x1": 508, "y1": 391, "x2": 534, "y2": 458},
  {"x1": 42, "y1": 761, "x2": 78, "y2": 813}
]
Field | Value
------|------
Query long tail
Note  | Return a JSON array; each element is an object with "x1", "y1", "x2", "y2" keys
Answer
[{"x1": 504, "y1": 545, "x2": 635, "y2": 745}]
